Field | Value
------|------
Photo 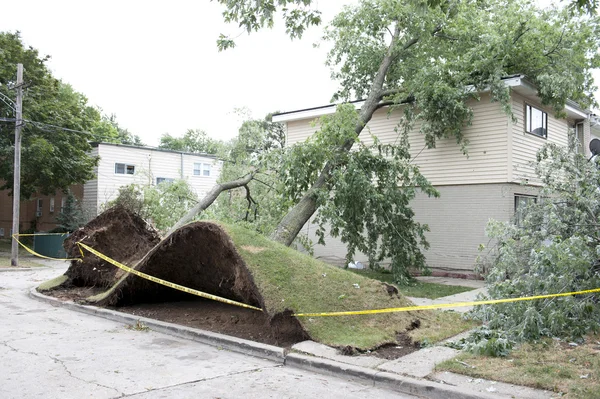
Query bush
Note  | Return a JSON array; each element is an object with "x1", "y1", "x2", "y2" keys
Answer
[{"x1": 470, "y1": 136, "x2": 600, "y2": 352}]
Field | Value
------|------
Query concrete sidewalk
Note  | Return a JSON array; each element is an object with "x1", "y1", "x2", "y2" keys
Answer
[{"x1": 290, "y1": 281, "x2": 553, "y2": 399}]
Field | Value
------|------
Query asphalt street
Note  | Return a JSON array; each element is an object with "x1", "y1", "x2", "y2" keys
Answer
[{"x1": 0, "y1": 263, "x2": 417, "y2": 399}]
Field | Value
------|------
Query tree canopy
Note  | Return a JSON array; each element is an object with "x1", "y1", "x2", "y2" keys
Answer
[
  {"x1": 215, "y1": 0, "x2": 600, "y2": 280},
  {"x1": 158, "y1": 129, "x2": 225, "y2": 155},
  {"x1": 0, "y1": 31, "x2": 140, "y2": 198}
]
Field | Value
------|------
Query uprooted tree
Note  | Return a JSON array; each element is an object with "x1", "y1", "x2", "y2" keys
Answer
[{"x1": 208, "y1": 0, "x2": 600, "y2": 280}]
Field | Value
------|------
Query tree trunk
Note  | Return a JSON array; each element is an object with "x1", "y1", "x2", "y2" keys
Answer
[
  {"x1": 270, "y1": 26, "x2": 403, "y2": 246},
  {"x1": 167, "y1": 173, "x2": 254, "y2": 236}
]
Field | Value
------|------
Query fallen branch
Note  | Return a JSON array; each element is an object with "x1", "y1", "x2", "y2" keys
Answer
[{"x1": 167, "y1": 172, "x2": 255, "y2": 236}]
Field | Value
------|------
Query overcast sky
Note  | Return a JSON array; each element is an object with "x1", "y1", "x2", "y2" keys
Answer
[
  {"x1": 2, "y1": 0, "x2": 596, "y2": 147},
  {"x1": 2, "y1": 0, "x2": 359, "y2": 146}
]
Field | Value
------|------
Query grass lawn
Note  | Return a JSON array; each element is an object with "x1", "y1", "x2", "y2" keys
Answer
[
  {"x1": 0, "y1": 239, "x2": 46, "y2": 268},
  {"x1": 436, "y1": 335, "x2": 600, "y2": 398},
  {"x1": 348, "y1": 269, "x2": 475, "y2": 299},
  {"x1": 220, "y1": 223, "x2": 477, "y2": 349}
]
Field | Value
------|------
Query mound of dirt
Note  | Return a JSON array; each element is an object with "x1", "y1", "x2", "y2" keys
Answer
[
  {"x1": 40, "y1": 210, "x2": 432, "y2": 351},
  {"x1": 86, "y1": 221, "x2": 309, "y2": 345},
  {"x1": 63, "y1": 206, "x2": 160, "y2": 288}
]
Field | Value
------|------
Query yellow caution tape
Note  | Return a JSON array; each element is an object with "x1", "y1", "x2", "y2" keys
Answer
[
  {"x1": 16, "y1": 233, "x2": 72, "y2": 236},
  {"x1": 293, "y1": 287, "x2": 600, "y2": 317},
  {"x1": 12, "y1": 234, "x2": 80, "y2": 262},
  {"x1": 77, "y1": 242, "x2": 263, "y2": 312}
]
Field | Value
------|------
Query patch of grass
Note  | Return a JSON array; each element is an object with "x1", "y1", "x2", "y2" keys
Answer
[
  {"x1": 0, "y1": 238, "x2": 32, "y2": 256},
  {"x1": 436, "y1": 335, "x2": 600, "y2": 398},
  {"x1": 222, "y1": 223, "x2": 476, "y2": 350},
  {"x1": 409, "y1": 312, "x2": 479, "y2": 344},
  {"x1": 0, "y1": 255, "x2": 46, "y2": 268},
  {"x1": 348, "y1": 269, "x2": 475, "y2": 299},
  {"x1": 126, "y1": 320, "x2": 150, "y2": 331}
]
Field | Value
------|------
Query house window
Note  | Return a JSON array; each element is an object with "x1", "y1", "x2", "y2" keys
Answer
[
  {"x1": 49, "y1": 197, "x2": 55, "y2": 213},
  {"x1": 0, "y1": 228, "x2": 4, "y2": 237},
  {"x1": 194, "y1": 163, "x2": 211, "y2": 176},
  {"x1": 525, "y1": 104, "x2": 548, "y2": 138},
  {"x1": 514, "y1": 194, "x2": 537, "y2": 226},
  {"x1": 156, "y1": 177, "x2": 175, "y2": 185},
  {"x1": 36, "y1": 199, "x2": 43, "y2": 217},
  {"x1": 115, "y1": 163, "x2": 135, "y2": 175},
  {"x1": 61, "y1": 197, "x2": 67, "y2": 213}
]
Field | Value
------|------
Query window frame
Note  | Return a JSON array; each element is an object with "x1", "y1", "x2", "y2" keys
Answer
[
  {"x1": 514, "y1": 194, "x2": 538, "y2": 226},
  {"x1": 156, "y1": 177, "x2": 175, "y2": 185},
  {"x1": 115, "y1": 163, "x2": 136, "y2": 175},
  {"x1": 524, "y1": 103, "x2": 548, "y2": 139},
  {"x1": 202, "y1": 163, "x2": 211, "y2": 177},
  {"x1": 193, "y1": 162, "x2": 211, "y2": 177}
]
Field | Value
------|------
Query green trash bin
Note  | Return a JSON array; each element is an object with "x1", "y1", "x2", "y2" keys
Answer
[{"x1": 33, "y1": 233, "x2": 69, "y2": 258}]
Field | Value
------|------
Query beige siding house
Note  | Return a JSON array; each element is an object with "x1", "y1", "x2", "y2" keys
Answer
[
  {"x1": 273, "y1": 76, "x2": 600, "y2": 277},
  {"x1": 83, "y1": 143, "x2": 221, "y2": 217}
]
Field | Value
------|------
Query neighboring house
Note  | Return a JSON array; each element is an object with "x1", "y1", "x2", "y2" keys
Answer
[
  {"x1": 272, "y1": 75, "x2": 600, "y2": 278},
  {"x1": 82, "y1": 142, "x2": 221, "y2": 217},
  {"x1": 0, "y1": 142, "x2": 221, "y2": 235}
]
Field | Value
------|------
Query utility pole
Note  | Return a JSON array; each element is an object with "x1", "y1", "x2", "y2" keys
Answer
[{"x1": 11, "y1": 64, "x2": 23, "y2": 267}]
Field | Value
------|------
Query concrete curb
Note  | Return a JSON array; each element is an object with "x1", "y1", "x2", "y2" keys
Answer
[
  {"x1": 0, "y1": 267, "x2": 50, "y2": 272},
  {"x1": 29, "y1": 288, "x2": 285, "y2": 363},
  {"x1": 285, "y1": 353, "x2": 498, "y2": 399},
  {"x1": 30, "y1": 287, "x2": 499, "y2": 399}
]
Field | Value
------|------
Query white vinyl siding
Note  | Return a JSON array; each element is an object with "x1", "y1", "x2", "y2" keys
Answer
[
  {"x1": 286, "y1": 93, "x2": 510, "y2": 186},
  {"x1": 302, "y1": 183, "x2": 538, "y2": 274}
]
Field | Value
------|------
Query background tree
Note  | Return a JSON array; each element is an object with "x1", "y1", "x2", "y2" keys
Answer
[
  {"x1": 55, "y1": 190, "x2": 85, "y2": 232},
  {"x1": 91, "y1": 113, "x2": 144, "y2": 146},
  {"x1": 108, "y1": 179, "x2": 198, "y2": 234},
  {"x1": 0, "y1": 32, "x2": 137, "y2": 198},
  {"x1": 210, "y1": 113, "x2": 290, "y2": 234},
  {"x1": 158, "y1": 129, "x2": 225, "y2": 155}
]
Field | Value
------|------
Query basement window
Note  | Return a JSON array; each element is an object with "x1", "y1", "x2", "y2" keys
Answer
[
  {"x1": 115, "y1": 163, "x2": 135, "y2": 175},
  {"x1": 525, "y1": 104, "x2": 548, "y2": 139},
  {"x1": 514, "y1": 194, "x2": 537, "y2": 226},
  {"x1": 156, "y1": 177, "x2": 175, "y2": 185}
]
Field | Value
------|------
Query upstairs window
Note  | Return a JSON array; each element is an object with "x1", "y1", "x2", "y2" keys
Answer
[
  {"x1": 36, "y1": 199, "x2": 43, "y2": 217},
  {"x1": 115, "y1": 163, "x2": 135, "y2": 175},
  {"x1": 525, "y1": 104, "x2": 548, "y2": 138},
  {"x1": 193, "y1": 163, "x2": 211, "y2": 176}
]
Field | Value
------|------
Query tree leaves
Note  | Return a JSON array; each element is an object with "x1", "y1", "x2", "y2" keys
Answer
[{"x1": 472, "y1": 138, "x2": 600, "y2": 346}]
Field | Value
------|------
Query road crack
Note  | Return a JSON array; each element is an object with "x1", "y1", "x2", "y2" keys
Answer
[
  {"x1": 2, "y1": 340, "x2": 123, "y2": 397},
  {"x1": 120, "y1": 364, "x2": 284, "y2": 398}
]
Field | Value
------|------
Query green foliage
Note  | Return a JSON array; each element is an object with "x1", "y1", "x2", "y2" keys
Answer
[
  {"x1": 91, "y1": 113, "x2": 144, "y2": 146},
  {"x1": 158, "y1": 129, "x2": 225, "y2": 155},
  {"x1": 55, "y1": 191, "x2": 85, "y2": 232},
  {"x1": 446, "y1": 326, "x2": 514, "y2": 357},
  {"x1": 0, "y1": 32, "x2": 137, "y2": 199},
  {"x1": 108, "y1": 180, "x2": 198, "y2": 234},
  {"x1": 324, "y1": 0, "x2": 600, "y2": 151},
  {"x1": 281, "y1": 104, "x2": 438, "y2": 281},
  {"x1": 211, "y1": 113, "x2": 290, "y2": 235},
  {"x1": 471, "y1": 137, "x2": 600, "y2": 349},
  {"x1": 216, "y1": 0, "x2": 322, "y2": 50}
]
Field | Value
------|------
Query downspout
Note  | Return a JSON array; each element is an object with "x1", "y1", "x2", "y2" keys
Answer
[{"x1": 180, "y1": 152, "x2": 184, "y2": 179}]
